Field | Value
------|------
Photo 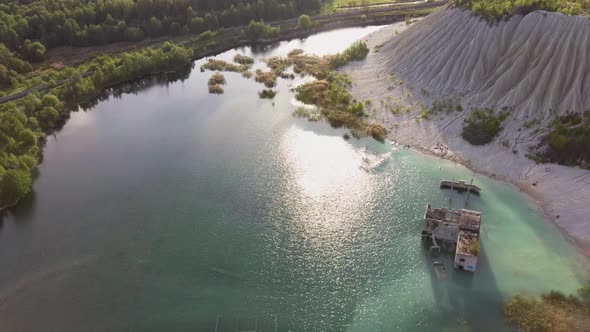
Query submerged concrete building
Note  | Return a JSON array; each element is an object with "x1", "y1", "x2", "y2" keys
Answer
[{"x1": 421, "y1": 204, "x2": 482, "y2": 272}]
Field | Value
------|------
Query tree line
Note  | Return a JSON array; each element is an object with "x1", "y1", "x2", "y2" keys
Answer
[
  {"x1": 455, "y1": 0, "x2": 589, "y2": 20},
  {"x1": 0, "y1": 0, "x2": 322, "y2": 55},
  {"x1": 0, "y1": 0, "x2": 322, "y2": 89},
  {"x1": 0, "y1": 41, "x2": 193, "y2": 207}
]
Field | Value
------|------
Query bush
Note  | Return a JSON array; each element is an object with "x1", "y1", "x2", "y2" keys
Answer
[
  {"x1": 328, "y1": 41, "x2": 369, "y2": 69},
  {"x1": 0, "y1": 169, "x2": 32, "y2": 206},
  {"x1": 246, "y1": 20, "x2": 280, "y2": 40},
  {"x1": 201, "y1": 58, "x2": 247, "y2": 72},
  {"x1": 298, "y1": 14, "x2": 312, "y2": 30},
  {"x1": 258, "y1": 89, "x2": 277, "y2": 99},
  {"x1": 461, "y1": 108, "x2": 508, "y2": 145},
  {"x1": 503, "y1": 285, "x2": 590, "y2": 332},
  {"x1": 208, "y1": 73, "x2": 226, "y2": 86},
  {"x1": 20, "y1": 40, "x2": 46, "y2": 63},
  {"x1": 534, "y1": 112, "x2": 590, "y2": 169},
  {"x1": 455, "y1": 0, "x2": 589, "y2": 21},
  {"x1": 430, "y1": 97, "x2": 463, "y2": 115},
  {"x1": 254, "y1": 70, "x2": 277, "y2": 88},
  {"x1": 233, "y1": 54, "x2": 254, "y2": 65},
  {"x1": 199, "y1": 30, "x2": 216, "y2": 41},
  {"x1": 208, "y1": 84, "x2": 224, "y2": 94}
]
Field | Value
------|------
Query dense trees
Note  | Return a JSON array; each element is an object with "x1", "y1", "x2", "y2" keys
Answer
[
  {"x1": 0, "y1": 169, "x2": 32, "y2": 206},
  {"x1": 246, "y1": 20, "x2": 280, "y2": 39},
  {"x1": 0, "y1": 105, "x2": 40, "y2": 207},
  {"x1": 298, "y1": 14, "x2": 313, "y2": 30},
  {"x1": 20, "y1": 40, "x2": 46, "y2": 63},
  {"x1": 0, "y1": 0, "x2": 322, "y2": 52},
  {"x1": 0, "y1": 0, "x2": 324, "y2": 91},
  {"x1": 0, "y1": 44, "x2": 33, "y2": 88},
  {"x1": 455, "y1": 0, "x2": 590, "y2": 20}
]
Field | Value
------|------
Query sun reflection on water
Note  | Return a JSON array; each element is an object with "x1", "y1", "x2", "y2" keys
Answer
[
  {"x1": 281, "y1": 125, "x2": 372, "y2": 200},
  {"x1": 279, "y1": 125, "x2": 378, "y2": 249}
]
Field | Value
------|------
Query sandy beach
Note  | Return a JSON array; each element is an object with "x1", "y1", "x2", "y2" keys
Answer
[{"x1": 343, "y1": 10, "x2": 590, "y2": 257}]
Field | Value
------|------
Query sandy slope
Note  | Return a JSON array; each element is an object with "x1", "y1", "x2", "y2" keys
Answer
[{"x1": 344, "y1": 8, "x2": 590, "y2": 254}]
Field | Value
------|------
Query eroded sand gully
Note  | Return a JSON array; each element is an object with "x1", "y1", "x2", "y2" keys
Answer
[{"x1": 344, "y1": 8, "x2": 590, "y2": 255}]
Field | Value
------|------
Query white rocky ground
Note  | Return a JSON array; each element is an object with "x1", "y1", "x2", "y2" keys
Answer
[{"x1": 343, "y1": 7, "x2": 590, "y2": 255}]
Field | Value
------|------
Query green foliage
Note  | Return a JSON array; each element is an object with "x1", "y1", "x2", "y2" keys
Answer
[
  {"x1": 20, "y1": 40, "x2": 46, "y2": 63},
  {"x1": 0, "y1": 42, "x2": 194, "y2": 208},
  {"x1": 298, "y1": 14, "x2": 313, "y2": 30},
  {"x1": 255, "y1": 70, "x2": 278, "y2": 88},
  {"x1": 208, "y1": 73, "x2": 226, "y2": 86},
  {"x1": 503, "y1": 285, "x2": 590, "y2": 332},
  {"x1": 258, "y1": 89, "x2": 277, "y2": 99},
  {"x1": 246, "y1": 20, "x2": 280, "y2": 40},
  {"x1": 208, "y1": 84, "x2": 224, "y2": 94},
  {"x1": 329, "y1": 41, "x2": 370, "y2": 69},
  {"x1": 293, "y1": 62, "x2": 386, "y2": 140},
  {"x1": 0, "y1": 44, "x2": 32, "y2": 73},
  {"x1": 201, "y1": 58, "x2": 247, "y2": 73},
  {"x1": 0, "y1": 0, "x2": 319, "y2": 51},
  {"x1": 0, "y1": 0, "x2": 321, "y2": 81},
  {"x1": 430, "y1": 97, "x2": 463, "y2": 115},
  {"x1": 0, "y1": 105, "x2": 40, "y2": 206},
  {"x1": 233, "y1": 54, "x2": 254, "y2": 65},
  {"x1": 533, "y1": 112, "x2": 590, "y2": 169},
  {"x1": 0, "y1": 169, "x2": 32, "y2": 206},
  {"x1": 199, "y1": 30, "x2": 216, "y2": 41},
  {"x1": 461, "y1": 108, "x2": 508, "y2": 145},
  {"x1": 455, "y1": 0, "x2": 590, "y2": 21},
  {"x1": 61, "y1": 72, "x2": 95, "y2": 102},
  {"x1": 0, "y1": 44, "x2": 32, "y2": 88}
]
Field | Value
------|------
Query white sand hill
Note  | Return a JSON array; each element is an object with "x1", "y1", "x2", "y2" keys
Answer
[{"x1": 344, "y1": 7, "x2": 590, "y2": 255}]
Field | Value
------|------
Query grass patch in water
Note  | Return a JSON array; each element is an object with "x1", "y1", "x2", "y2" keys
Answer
[
  {"x1": 254, "y1": 70, "x2": 277, "y2": 88},
  {"x1": 293, "y1": 107, "x2": 321, "y2": 121},
  {"x1": 201, "y1": 58, "x2": 248, "y2": 73},
  {"x1": 258, "y1": 89, "x2": 277, "y2": 99},
  {"x1": 208, "y1": 73, "x2": 226, "y2": 86},
  {"x1": 208, "y1": 84, "x2": 224, "y2": 94},
  {"x1": 233, "y1": 54, "x2": 254, "y2": 65}
]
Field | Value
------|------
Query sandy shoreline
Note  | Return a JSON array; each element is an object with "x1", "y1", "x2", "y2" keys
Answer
[{"x1": 344, "y1": 17, "x2": 590, "y2": 259}]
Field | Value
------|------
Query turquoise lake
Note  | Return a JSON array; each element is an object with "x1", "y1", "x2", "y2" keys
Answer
[{"x1": 0, "y1": 25, "x2": 587, "y2": 331}]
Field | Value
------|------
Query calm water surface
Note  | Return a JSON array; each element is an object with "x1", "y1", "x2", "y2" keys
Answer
[{"x1": 0, "y1": 25, "x2": 588, "y2": 331}]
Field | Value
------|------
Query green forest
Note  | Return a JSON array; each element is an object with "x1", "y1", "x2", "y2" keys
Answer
[
  {"x1": 0, "y1": 0, "x2": 321, "y2": 90},
  {"x1": 455, "y1": 0, "x2": 590, "y2": 20},
  {"x1": 0, "y1": 0, "x2": 320, "y2": 49}
]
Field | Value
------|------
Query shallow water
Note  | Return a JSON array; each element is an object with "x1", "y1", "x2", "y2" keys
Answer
[{"x1": 0, "y1": 24, "x2": 587, "y2": 332}]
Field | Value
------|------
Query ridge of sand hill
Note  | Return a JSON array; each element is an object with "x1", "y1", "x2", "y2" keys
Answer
[{"x1": 344, "y1": 8, "x2": 590, "y2": 255}]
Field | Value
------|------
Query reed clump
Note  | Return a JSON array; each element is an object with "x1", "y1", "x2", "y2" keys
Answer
[
  {"x1": 208, "y1": 73, "x2": 226, "y2": 86},
  {"x1": 233, "y1": 54, "x2": 254, "y2": 65},
  {"x1": 208, "y1": 84, "x2": 224, "y2": 94},
  {"x1": 254, "y1": 70, "x2": 277, "y2": 88},
  {"x1": 201, "y1": 58, "x2": 248, "y2": 73},
  {"x1": 258, "y1": 89, "x2": 277, "y2": 99}
]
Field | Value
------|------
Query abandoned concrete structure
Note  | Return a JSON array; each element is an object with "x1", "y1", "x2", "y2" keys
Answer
[{"x1": 421, "y1": 204, "x2": 482, "y2": 272}]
